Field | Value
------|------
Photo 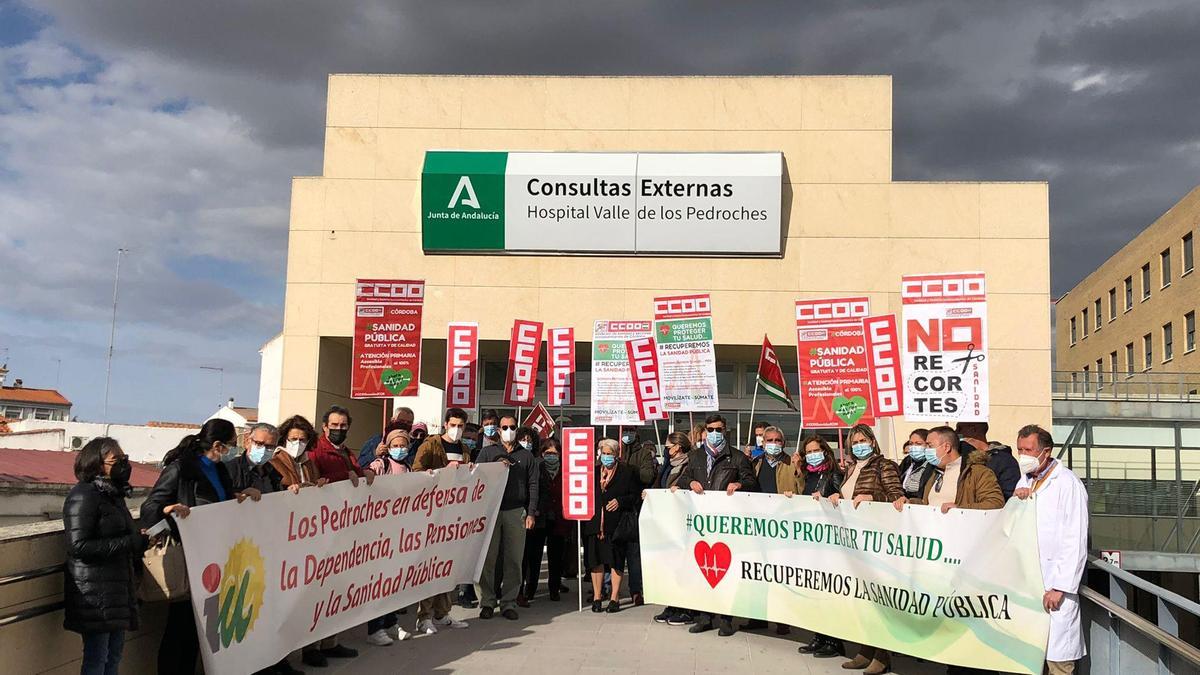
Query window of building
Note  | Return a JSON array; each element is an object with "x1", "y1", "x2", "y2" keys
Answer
[
  {"x1": 1082, "y1": 309, "x2": 1089, "y2": 338},
  {"x1": 1163, "y1": 322, "x2": 1174, "y2": 362},
  {"x1": 1143, "y1": 333, "x2": 1153, "y2": 370},
  {"x1": 1069, "y1": 316, "x2": 1077, "y2": 345},
  {"x1": 1070, "y1": 371, "x2": 1078, "y2": 392},
  {"x1": 1109, "y1": 351, "x2": 1118, "y2": 382},
  {"x1": 716, "y1": 364, "x2": 737, "y2": 396},
  {"x1": 1096, "y1": 359, "x2": 1104, "y2": 389},
  {"x1": 2, "y1": 406, "x2": 23, "y2": 419},
  {"x1": 1094, "y1": 299, "x2": 1102, "y2": 331},
  {"x1": 1124, "y1": 277, "x2": 1133, "y2": 310},
  {"x1": 1082, "y1": 365, "x2": 1090, "y2": 393},
  {"x1": 33, "y1": 408, "x2": 52, "y2": 420},
  {"x1": 1142, "y1": 263, "x2": 1152, "y2": 300},
  {"x1": 1185, "y1": 232, "x2": 1195, "y2": 275},
  {"x1": 1161, "y1": 249, "x2": 1172, "y2": 287},
  {"x1": 1125, "y1": 343, "x2": 1135, "y2": 377},
  {"x1": 1108, "y1": 288, "x2": 1117, "y2": 321},
  {"x1": 1187, "y1": 311, "x2": 1196, "y2": 353}
]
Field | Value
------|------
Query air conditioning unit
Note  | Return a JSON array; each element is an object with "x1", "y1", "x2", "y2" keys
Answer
[{"x1": 70, "y1": 436, "x2": 90, "y2": 450}]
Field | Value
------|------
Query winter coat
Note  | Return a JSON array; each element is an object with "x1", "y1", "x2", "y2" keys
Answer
[
  {"x1": 625, "y1": 444, "x2": 658, "y2": 488},
  {"x1": 369, "y1": 453, "x2": 412, "y2": 476},
  {"x1": 534, "y1": 464, "x2": 570, "y2": 536},
  {"x1": 985, "y1": 445, "x2": 1021, "y2": 501},
  {"x1": 62, "y1": 479, "x2": 147, "y2": 634},
  {"x1": 307, "y1": 435, "x2": 363, "y2": 483},
  {"x1": 140, "y1": 455, "x2": 235, "y2": 539},
  {"x1": 655, "y1": 455, "x2": 691, "y2": 490},
  {"x1": 582, "y1": 462, "x2": 640, "y2": 538},
  {"x1": 677, "y1": 445, "x2": 758, "y2": 493},
  {"x1": 912, "y1": 450, "x2": 1005, "y2": 510},
  {"x1": 898, "y1": 454, "x2": 937, "y2": 500},
  {"x1": 802, "y1": 466, "x2": 844, "y2": 498},
  {"x1": 226, "y1": 454, "x2": 276, "y2": 494},
  {"x1": 751, "y1": 454, "x2": 801, "y2": 494},
  {"x1": 844, "y1": 453, "x2": 904, "y2": 502},
  {"x1": 412, "y1": 435, "x2": 472, "y2": 472},
  {"x1": 266, "y1": 450, "x2": 321, "y2": 490}
]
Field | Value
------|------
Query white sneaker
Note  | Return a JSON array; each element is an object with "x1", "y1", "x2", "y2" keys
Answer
[
  {"x1": 388, "y1": 625, "x2": 412, "y2": 641},
  {"x1": 416, "y1": 618, "x2": 438, "y2": 635},
  {"x1": 366, "y1": 629, "x2": 394, "y2": 646},
  {"x1": 434, "y1": 615, "x2": 468, "y2": 629}
]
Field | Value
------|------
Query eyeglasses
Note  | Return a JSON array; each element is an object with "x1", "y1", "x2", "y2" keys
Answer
[
  {"x1": 705, "y1": 426, "x2": 724, "y2": 432},
  {"x1": 500, "y1": 425, "x2": 517, "y2": 431}
]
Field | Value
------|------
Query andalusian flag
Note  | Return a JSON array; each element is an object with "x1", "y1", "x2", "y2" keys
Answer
[{"x1": 756, "y1": 336, "x2": 796, "y2": 410}]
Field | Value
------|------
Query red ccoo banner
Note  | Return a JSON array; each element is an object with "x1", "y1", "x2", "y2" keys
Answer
[
  {"x1": 562, "y1": 427, "x2": 595, "y2": 520},
  {"x1": 546, "y1": 327, "x2": 576, "y2": 406},
  {"x1": 503, "y1": 319, "x2": 544, "y2": 406},
  {"x1": 522, "y1": 402, "x2": 556, "y2": 440},
  {"x1": 862, "y1": 315, "x2": 904, "y2": 418},
  {"x1": 626, "y1": 336, "x2": 665, "y2": 421},
  {"x1": 351, "y1": 279, "x2": 425, "y2": 398},
  {"x1": 445, "y1": 322, "x2": 479, "y2": 409}
]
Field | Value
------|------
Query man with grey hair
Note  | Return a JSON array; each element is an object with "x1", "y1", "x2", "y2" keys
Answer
[{"x1": 226, "y1": 422, "x2": 277, "y2": 498}]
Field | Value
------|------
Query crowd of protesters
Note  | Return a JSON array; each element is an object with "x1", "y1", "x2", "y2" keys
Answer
[{"x1": 60, "y1": 401, "x2": 1087, "y2": 675}]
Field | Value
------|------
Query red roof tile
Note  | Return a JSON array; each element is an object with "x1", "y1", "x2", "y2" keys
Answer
[
  {"x1": 0, "y1": 447, "x2": 158, "y2": 488},
  {"x1": 0, "y1": 387, "x2": 72, "y2": 406},
  {"x1": 146, "y1": 421, "x2": 199, "y2": 429}
]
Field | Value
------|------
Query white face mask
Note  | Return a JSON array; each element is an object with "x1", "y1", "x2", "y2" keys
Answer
[
  {"x1": 500, "y1": 428, "x2": 516, "y2": 443},
  {"x1": 284, "y1": 439, "x2": 305, "y2": 458},
  {"x1": 445, "y1": 426, "x2": 462, "y2": 442},
  {"x1": 1018, "y1": 453, "x2": 1043, "y2": 476},
  {"x1": 755, "y1": 435, "x2": 764, "y2": 447}
]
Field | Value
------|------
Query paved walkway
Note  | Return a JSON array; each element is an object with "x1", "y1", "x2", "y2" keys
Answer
[{"x1": 315, "y1": 588, "x2": 947, "y2": 675}]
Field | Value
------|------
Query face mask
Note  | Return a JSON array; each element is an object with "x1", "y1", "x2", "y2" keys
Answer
[
  {"x1": 851, "y1": 443, "x2": 874, "y2": 460},
  {"x1": 908, "y1": 445, "x2": 927, "y2": 462},
  {"x1": 248, "y1": 444, "x2": 270, "y2": 465},
  {"x1": 1018, "y1": 453, "x2": 1042, "y2": 476},
  {"x1": 621, "y1": 434, "x2": 635, "y2": 445},
  {"x1": 519, "y1": 439, "x2": 533, "y2": 451},
  {"x1": 483, "y1": 424, "x2": 497, "y2": 437},
  {"x1": 220, "y1": 442, "x2": 237, "y2": 460},
  {"x1": 109, "y1": 458, "x2": 132, "y2": 485},
  {"x1": 764, "y1": 442, "x2": 783, "y2": 456},
  {"x1": 389, "y1": 446, "x2": 409, "y2": 461},
  {"x1": 445, "y1": 426, "x2": 462, "y2": 443},
  {"x1": 327, "y1": 429, "x2": 348, "y2": 446},
  {"x1": 805, "y1": 451, "x2": 826, "y2": 467},
  {"x1": 501, "y1": 428, "x2": 516, "y2": 443},
  {"x1": 928, "y1": 445, "x2": 945, "y2": 468},
  {"x1": 285, "y1": 439, "x2": 305, "y2": 458},
  {"x1": 463, "y1": 438, "x2": 478, "y2": 451},
  {"x1": 755, "y1": 435, "x2": 764, "y2": 448},
  {"x1": 706, "y1": 431, "x2": 726, "y2": 449},
  {"x1": 543, "y1": 453, "x2": 560, "y2": 466},
  {"x1": 599, "y1": 454, "x2": 616, "y2": 468}
]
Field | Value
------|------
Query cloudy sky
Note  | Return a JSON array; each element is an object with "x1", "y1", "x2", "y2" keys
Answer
[{"x1": 1, "y1": 1, "x2": 1198, "y2": 424}]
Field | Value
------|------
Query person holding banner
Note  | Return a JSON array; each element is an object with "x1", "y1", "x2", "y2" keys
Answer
[
  {"x1": 363, "y1": 428, "x2": 415, "y2": 647},
  {"x1": 893, "y1": 426, "x2": 1004, "y2": 513},
  {"x1": 744, "y1": 425, "x2": 797, "y2": 636},
  {"x1": 308, "y1": 406, "x2": 375, "y2": 488},
  {"x1": 897, "y1": 429, "x2": 935, "y2": 500},
  {"x1": 1014, "y1": 425, "x2": 1088, "y2": 674},
  {"x1": 480, "y1": 409, "x2": 501, "y2": 448},
  {"x1": 475, "y1": 416, "x2": 539, "y2": 620},
  {"x1": 226, "y1": 423, "x2": 279, "y2": 497},
  {"x1": 358, "y1": 406, "x2": 414, "y2": 468},
  {"x1": 957, "y1": 422, "x2": 1021, "y2": 501},
  {"x1": 583, "y1": 438, "x2": 641, "y2": 613},
  {"x1": 140, "y1": 419, "x2": 241, "y2": 675},
  {"x1": 825, "y1": 423, "x2": 901, "y2": 674},
  {"x1": 673, "y1": 414, "x2": 756, "y2": 637},
  {"x1": 270, "y1": 415, "x2": 326, "y2": 492},
  {"x1": 651, "y1": 432, "x2": 696, "y2": 626},
  {"x1": 523, "y1": 437, "x2": 568, "y2": 602},
  {"x1": 792, "y1": 434, "x2": 847, "y2": 659}
]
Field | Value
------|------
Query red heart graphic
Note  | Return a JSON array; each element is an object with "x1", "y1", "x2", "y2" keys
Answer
[{"x1": 693, "y1": 541, "x2": 732, "y2": 589}]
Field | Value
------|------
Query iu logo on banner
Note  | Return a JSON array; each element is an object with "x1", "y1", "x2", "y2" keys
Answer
[
  {"x1": 503, "y1": 319, "x2": 544, "y2": 406},
  {"x1": 562, "y1": 427, "x2": 595, "y2": 520},
  {"x1": 862, "y1": 315, "x2": 904, "y2": 417},
  {"x1": 445, "y1": 322, "x2": 479, "y2": 409},
  {"x1": 546, "y1": 327, "x2": 576, "y2": 406},
  {"x1": 626, "y1": 336, "x2": 665, "y2": 421},
  {"x1": 522, "y1": 402, "x2": 556, "y2": 440}
]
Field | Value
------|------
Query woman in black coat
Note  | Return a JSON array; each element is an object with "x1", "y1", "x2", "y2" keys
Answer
[
  {"x1": 522, "y1": 437, "x2": 569, "y2": 602},
  {"x1": 63, "y1": 437, "x2": 146, "y2": 675},
  {"x1": 582, "y1": 438, "x2": 641, "y2": 613},
  {"x1": 140, "y1": 419, "x2": 238, "y2": 675},
  {"x1": 796, "y1": 434, "x2": 846, "y2": 659}
]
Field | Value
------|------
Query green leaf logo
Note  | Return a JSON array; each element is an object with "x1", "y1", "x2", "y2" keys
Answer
[
  {"x1": 832, "y1": 396, "x2": 868, "y2": 426},
  {"x1": 382, "y1": 368, "x2": 413, "y2": 395}
]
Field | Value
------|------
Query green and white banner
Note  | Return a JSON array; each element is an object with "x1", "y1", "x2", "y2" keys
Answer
[
  {"x1": 421, "y1": 151, "x2": 782, "y2": 255},
  {"x1": 640, "y1": 491, "x2": 1049, "y2": 674}
]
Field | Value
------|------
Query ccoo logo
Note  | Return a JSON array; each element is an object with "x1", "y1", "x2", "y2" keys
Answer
[{"x1": 201, "y1": 539, "x2": 266, "y2": 652}]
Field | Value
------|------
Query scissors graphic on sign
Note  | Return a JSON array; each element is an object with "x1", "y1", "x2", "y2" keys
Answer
[{"x1": 951, "y1": 343, "x2": 986, "y2": 374}]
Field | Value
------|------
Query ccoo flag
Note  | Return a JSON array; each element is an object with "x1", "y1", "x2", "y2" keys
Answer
[{"x1": 757, "y1": 335, "x2": 796, "y2": 410}]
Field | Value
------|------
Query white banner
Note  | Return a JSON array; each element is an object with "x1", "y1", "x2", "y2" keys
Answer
[
  {"x1": 589, "y1": 320, "x2": 652, "y2": 425},
  {"x1": 175, "y1": 465, "x2": 507, "y2": 675},
  {"x1": 653, "y1": 294, "x2": 719, "y2": 412},
  {"x1": 640, "y1": 491, "x2": 1048, "y2": 674},
  {"x1": 901, "y1": 272, "x2": 989, "y2": 421}
]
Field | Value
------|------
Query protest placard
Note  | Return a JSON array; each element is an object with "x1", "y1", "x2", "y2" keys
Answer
[
  {"x1": 795, "y1": 297, "x2": 875, "y2": 428},
  {"x1": 351, "y1": 279, "x2": 425, "y2": 398},
  {"x1": 589, "y1": 320, "x2": 652, "y2": 425},
  {"x1": 901, "y1": 273, "x2": 989, "y2": 421},
  {"x1": 652, "y1": 294, "x2": 718, "y2": 411}
]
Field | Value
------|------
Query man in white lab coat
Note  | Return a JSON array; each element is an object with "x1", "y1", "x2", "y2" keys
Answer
[{"x1": 1014, "y1": 424, "x2": 1089, "y2": 674}]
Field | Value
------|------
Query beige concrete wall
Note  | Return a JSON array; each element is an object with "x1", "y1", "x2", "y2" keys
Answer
[
  {"x1": 280, "y1": 75, "x2": 1052, "y2": 450},
  {"x1": 1055, "y1": 186, "x2": 1200, "y2": 384}
]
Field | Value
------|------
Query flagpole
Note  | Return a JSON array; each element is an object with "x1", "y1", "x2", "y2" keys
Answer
[
  {"x1": 578, "y1": 520, "x2": 583, "y2": 613},
  {"x1": 746, "y1": 378, "x2": 760, "y2": 446}
]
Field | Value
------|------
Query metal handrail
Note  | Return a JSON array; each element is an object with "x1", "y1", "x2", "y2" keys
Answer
[
  {"x1": 0, "y1": 601, "x2": 63, "y2": 628},
  {"x1": 1090, "y1": 557, "x2": 1200, "y2": 617},
  {"x1": 1052, "y1": 369, "x2": 1200, "y2": 402},
  {"x1": 1080, "y1": 587, "x2": 1200, "y2": 669},
  {"x1": 0, "y1": 564, "x2": 61, "y2": 587},
  {"x1": 0, "y1": 563, "x2": 64, "y2": 626}
]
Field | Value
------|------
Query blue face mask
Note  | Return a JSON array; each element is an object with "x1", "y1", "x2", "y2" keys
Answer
[
  {"x1": 247, "y1": 444, "x2": 269, "y2": 465},
  {"x1": 621, "y1": 434, "x2": 635, "y2": 445},
  {"x1": 706, "y1": 430, "x2": 726, "y2": 449},
  {"x1": 908, "y1": 446, "x2": 927, "y2": 462},
  {"x1": 764, "y1": 443, "x2": 783, "y2": 456},
  {"x1": 543, "y1": 453, "x2": 560, "y2": 466},
  {"x1": 388, "y1": 446, "x2": 409, "y2": 461},
  {"x1": 805, "y1": 451, "x2": 826, "y2": 467},
  {"x1": 463, "y1": 438, "x2": 478, "y2": 451},
  {"x1": 519, "y1": 440, "x2": 533, "y2": 452},
  {"x1": 599, "y1": 454, "x2": 616, "y2": 468},
  {"x1": 483, "y1": 424, "x2": 497, "y2": 437},
  {"x1": 851, "y1": 443, "x2": 874, "y2": 460},
  {"x1": 927, "y1": 445, "x2": 944, "y2": 468}
]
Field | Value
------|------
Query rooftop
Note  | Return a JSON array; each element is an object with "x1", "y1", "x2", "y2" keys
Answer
[
  {"x1": 0, "y1": 386, "x2": 71, "y2": 407},
  {"x1": 0, "y1": 447, "x2": 158, "y2": 488}
]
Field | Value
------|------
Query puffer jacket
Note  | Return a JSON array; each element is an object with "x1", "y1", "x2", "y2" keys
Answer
[
  {"x1": 62, "y1": 479, "x2": 147, "y2": 634},
  {"x1": 912, "y1": 450, "x2": 1005, "y2": 510},
  {"x1": 677, "y1": 445, "x2": 758, "y2": 493},
  {"x1": 844, "y1": 453, "x2": 904, "y2": 502},
  {"x1": 803, "y1": 466, "x2": 844, "y2": 498},
  {"x1": 140, "y1": 454, "x2": 235, "y2": 540}
]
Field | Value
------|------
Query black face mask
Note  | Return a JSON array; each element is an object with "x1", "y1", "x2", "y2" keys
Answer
[
  {"x1": 109, "y1": 458, "x2": 132, "y2": 486},
  {"x1": 327, "y1": 429, "x2": 348, "y2": 445}
]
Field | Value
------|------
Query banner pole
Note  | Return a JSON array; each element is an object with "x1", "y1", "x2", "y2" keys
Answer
[
  {"x1": 746, "y1": 379, "x2": 760, "y2": 446},
  {"x1": 577, "y1": 520, "x2": 583, "y2": 613},
  {"x1": 838, "y1": 427, "x2": 845, "y2": 467}
]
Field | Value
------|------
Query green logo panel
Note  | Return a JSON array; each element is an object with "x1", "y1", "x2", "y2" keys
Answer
[
  {"x1": 656, "y1": 318, "x2": 713, "y2": 344},
  {"x1": 422, "y1": 151, "x2": 507, "y2": 251}
]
